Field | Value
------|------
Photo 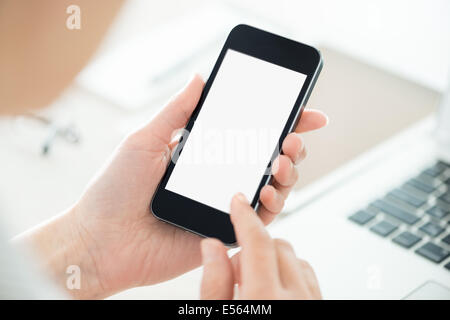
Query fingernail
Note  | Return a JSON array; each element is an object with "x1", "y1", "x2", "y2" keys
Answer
[
  {"x1": 180, "y1": 74, "x2": 198, "y2": 92},
  {"x1": 295, "y1": 134, "x2": 305, "y2": 165},
  {"x1": 235, "y1": 193, "x2": 248, "y2": 204},
  {"x1": 324, "y1": 113, "x2": 330, "y2": 126},
  {"x1": 201, "y1": 240, "x2": 218, "y2": 263},
  {"x1": 162, "y1": 144, "x2": 171, "y2": 163},
  {"x1": 188, "y1": 73, "x2": 202, "y2": 84},
  {"x1": 272, "y1": 157, "x2": 280, "y2": 175},
  {"x1": 187, "y1": 73, "x2": 196, "y2": 83}
]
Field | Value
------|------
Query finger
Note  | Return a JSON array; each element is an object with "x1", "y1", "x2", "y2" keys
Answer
[
  {"x1": 294, "y1": 109, "x2": 328, "y2": 133},
  {"x1": 200, "y1": 239, "x2": 235, "y2": 300},
  {"x1": 230, "y1": 193, "x2": 279, "y2": 285},
  {"x1": 257, "y1": 176, "x2": 298, "y2": 225},
  {"x1": 257, "y1": 134, "x2": 305, "y2": 225},
  {"x1": 230, "y1": 252, "x2": 241, "y2": 285},
  {"x1": 281, "y1": 133, "x2": 306, "y2": 165},
  {"x1": 297, "y1": 259, "x2": 322, "y2": 299},
  {"x1": 272, "y1": 155, "x2": 298, "y2": 189},
  {"x1": 257, "y1": 206, "x2": 279, "y2": 226},
  {"x1": 168, "y1": 130, "x2": 183, "y2": 160},
  {"x1": 259, "y1": 185, "x2": 284, "y2": 217},
  {"x1": 274, "y1": 239, "x2": 304, "y2": 288},
  {"x1": 168, "y1": 140, "x2": 178, "y2": 151},
  {"x1": 136, "y1": 74, "x2": 205, "y2": 147}
]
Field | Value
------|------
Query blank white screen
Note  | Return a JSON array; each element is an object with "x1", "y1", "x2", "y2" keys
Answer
[{"x1": 166, "y1": 49, "x2": 307, "y2": 213}]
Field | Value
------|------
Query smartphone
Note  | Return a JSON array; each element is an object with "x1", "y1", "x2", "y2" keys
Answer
[{"x1": 151, "y1": 24, "x2": 322, "y2": 245}]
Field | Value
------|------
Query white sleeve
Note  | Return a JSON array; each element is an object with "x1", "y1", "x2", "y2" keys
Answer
[{"x1": 0, "y1": 226, "x2": 65, "y2": 299}]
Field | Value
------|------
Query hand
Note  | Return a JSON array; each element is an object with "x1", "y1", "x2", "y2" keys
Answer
[
  {"x1": 20, "y1": 75, "x2": 327, "y2": 299},
  {"x1": 74, "y1": 74, "x2": 327, "y2": 297},
  {"x1": 200, "y1": 193, "x2": 322, "y2": 299}
]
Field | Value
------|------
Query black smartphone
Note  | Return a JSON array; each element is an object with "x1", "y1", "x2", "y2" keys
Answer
[{"x1": 151, "y1": 24, "x2": 322, "y2": 245}]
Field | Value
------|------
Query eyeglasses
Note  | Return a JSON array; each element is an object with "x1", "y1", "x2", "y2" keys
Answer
[{"x1": 2, "y1": 113, "x2": 81, "y2": 156}]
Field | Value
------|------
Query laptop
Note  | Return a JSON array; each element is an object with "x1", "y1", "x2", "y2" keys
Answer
[{"x1": 270, "y1": 50, "x2": 450, "y2": 299}]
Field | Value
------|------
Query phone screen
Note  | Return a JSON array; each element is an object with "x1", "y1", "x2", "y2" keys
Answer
[{"x1": 166, "y1": 49, "x2": 307, "y2": 213}]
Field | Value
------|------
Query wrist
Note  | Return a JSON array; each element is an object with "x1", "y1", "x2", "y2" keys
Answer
[{"x1": 13, "y1": 206, "x2": 108, "y2": 299}]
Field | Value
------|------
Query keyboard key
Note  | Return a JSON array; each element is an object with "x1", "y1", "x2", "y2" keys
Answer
[
  {"x1": 371, "y1": 199, "x2": 420, "y2": 225},
  {"x1": 388, "y1": 188, "x2": 426, "y2": 207},
  {"x1": 439, "y1": 192, "x2": 450, "y2": 205},
  {"x1": 406, "y1": 178, "x2": 435, "y2": 194},
  {"x1": 382, "y1": 197, "x2": 418, "y2": 215},
  {"x1": 419, "y1": 222, "x2": 445, "y2": 237},
  {"x1": 445, "y1": 262, "x2": 450, "y2": 271},
  {"x1": 415, "y1": 242, "x2": 450, "y2": 263},
  {"x1": 426, "y1": 206, "x2": 449, "y2": 219},
  {"x1": 437, "y1": 160, "x2": 450, "y2": 168},
  {"x1": 400, "y1": 183, "x2": 429, "y2": 199},
  {"x1": 348, "y1": 210, "x2": 376, "y2": 225},
  {"x1": 436, "y1": 199, "x2": 450, "y2": 213},
  {"x1": 392, "y1": 231, "x2": 422, "y2": 248},
  {"x1": 423, "y1": 169, "x2": 440, "y2": 177},
  {"x1": 442, "y1": 234, "x2": 450, "y2": 245},
  {"x1": 416, "y1": 173, "x2": 441, "y2": 188},
  {"x1": 445, "y1": 176, "x2": 450, "y2": 185},
  {"x1": 423, "y1": 162, "x2": 447, "y2": 177},
  {"x1": 370, "y1": 220, "x2": 398, "y2": 237}
]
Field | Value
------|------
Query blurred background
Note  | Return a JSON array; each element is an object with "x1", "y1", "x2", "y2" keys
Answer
[{"x1": 0, "y1": 0, "x2": 449, "y2": 298}]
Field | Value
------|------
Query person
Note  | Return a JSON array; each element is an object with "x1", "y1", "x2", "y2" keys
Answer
[{"x1": 0, "y1": 0, "x2": 328, "y2": 299}]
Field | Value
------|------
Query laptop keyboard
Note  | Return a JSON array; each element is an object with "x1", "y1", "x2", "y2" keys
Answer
[{"x1": 349, "y1": 161, "x2": 450, "y2": 270}]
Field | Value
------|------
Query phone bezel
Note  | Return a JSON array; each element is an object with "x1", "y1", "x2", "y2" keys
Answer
[{"x1": 151, "y1": 24, "x2": 322, "y2": 245}]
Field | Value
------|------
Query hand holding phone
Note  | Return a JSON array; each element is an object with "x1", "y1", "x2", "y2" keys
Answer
[
  {"x1": 152, "y1": 25, "x2": 323, "y2": 245},
  {"x1": 65, "y1": 72, "x2": 325, "y2": 297}
]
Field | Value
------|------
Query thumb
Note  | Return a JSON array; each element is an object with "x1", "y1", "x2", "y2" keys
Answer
[
  {"x1": 138, "y1": 74, "x2": 204, "y2": 147},
  {"x1": 200, "y1": 239, "x2": 234, "y2": 300}
]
